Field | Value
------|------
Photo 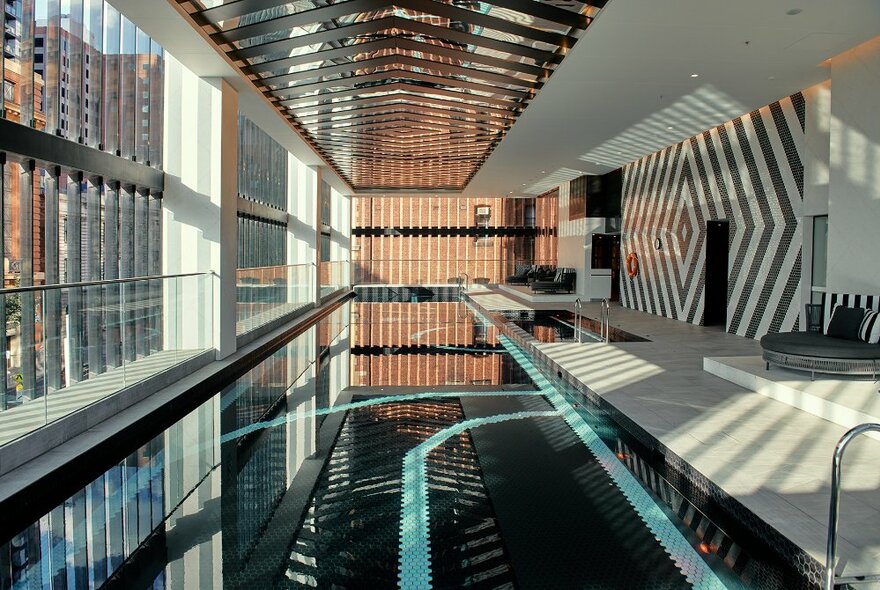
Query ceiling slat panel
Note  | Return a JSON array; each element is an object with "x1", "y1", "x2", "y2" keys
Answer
[{"x1": 181, "y1": 0, "x2": 601, "y2": 190}]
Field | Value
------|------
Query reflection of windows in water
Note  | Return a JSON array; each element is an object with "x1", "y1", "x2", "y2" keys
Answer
[
  {"x1": 475, "y1": 205, "x2": 490, "y2": 227},
  {"x1": 472, "y1": 323, "x2": 487, "y2": 345}
]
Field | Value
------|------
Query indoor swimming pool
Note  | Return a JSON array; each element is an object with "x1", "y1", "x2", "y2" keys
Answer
[
  {"x1": 502, "y1": 310, "x2": 650, "y2": 344},
  {"x1": 0, "y1": 293, "x2": 810, "y2": 589}
]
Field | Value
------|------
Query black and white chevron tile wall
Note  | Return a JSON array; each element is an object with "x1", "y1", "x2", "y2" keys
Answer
[{"x1": 620, "y1": 93, "x2": 806, "y2": 339}]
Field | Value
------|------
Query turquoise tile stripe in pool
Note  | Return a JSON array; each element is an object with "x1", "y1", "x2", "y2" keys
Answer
[
  {"x1": 218, "y1": 388, "x2": 544, "y2": 443},
  {"x1": 215, "y1": 314, "x2": 729, "y2": 588},
  {"x1": 498, "y1": 335, "x2": 729, "y2": 590},
  {"x1": 397, "y1": 410, "x2": 560, "y2": 589}
]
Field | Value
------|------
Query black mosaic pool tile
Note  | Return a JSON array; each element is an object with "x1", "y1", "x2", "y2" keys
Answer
[
  {"x1": 461, "y1": 394, "x2": 693, "y2": 590},
  {"x1": 472, "y1": 298, "x2": 823, "y2": 589},
  {"x1": 279, "y1": 399, "x2": 514, "y2": 589}
]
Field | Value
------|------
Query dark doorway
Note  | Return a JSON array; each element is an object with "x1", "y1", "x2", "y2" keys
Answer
[
  {"x1": 591, "y1": 233, "x2": 621, "y2": 301},
  {"x1": 704, "y1": 220, "x2": 730, "y2": 327}
]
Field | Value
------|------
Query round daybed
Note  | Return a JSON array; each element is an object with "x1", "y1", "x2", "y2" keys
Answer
[{"x1": 760, "y1": 332, "x2": 880, "y2": 379}]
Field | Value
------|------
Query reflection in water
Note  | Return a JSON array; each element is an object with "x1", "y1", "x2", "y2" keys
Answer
[
  {"x1": 0, "y1": 299, "x2": 782, "y2": 589},
  {"x1": 0, "y1": 303, "x2": 351, "y2": 589},
  {"x1": 351, "y1": 301, "x2": 532, "y2": 386}
]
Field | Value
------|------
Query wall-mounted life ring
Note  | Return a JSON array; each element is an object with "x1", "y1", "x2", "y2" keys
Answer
[{"x1": 625, "y1": 252, "x2": 639, "y2": 278}]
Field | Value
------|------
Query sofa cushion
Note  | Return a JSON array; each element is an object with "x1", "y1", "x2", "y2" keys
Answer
[
  {"x1": 760, "y1": 331, "x2": 880, "y2": 360},
  {"x1": 859, "y1": 310, "x2": 880, "y2": 344},
  {"x1": 826, "y1": 305, "x2": 866, "y2": 340}
]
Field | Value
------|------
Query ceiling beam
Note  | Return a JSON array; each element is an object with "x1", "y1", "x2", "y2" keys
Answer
[
  {"x1": 268, "y1": 68, "x2": 533, "y2": 100},
  {"x1": 248, "y1": 36, "x2": 547, "y2": 78},
  {"x1": 261, "y1": 54, "x2": 538, "y2": 91},
  {"x1": 297, "y1": 104, "x2": 510, "y2": 127},
  {"x1": 294, "y1": 92, "x2": 519, "y2": 119},
  {"x1": 276, "y1": 81, "x2": 524, "y2": 109},
  {"x1": 303, "y1": 108, "x2": 508, "y2": 133}
]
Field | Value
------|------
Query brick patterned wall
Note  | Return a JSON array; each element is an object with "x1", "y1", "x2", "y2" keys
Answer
[
  {"x1": 352, "y1": 302, "x2": 499, "y2": 347},
  {"x1": 353, "y1": 195, "x2": 558, "y2": 285},
  {"x1": 352, "y1": 353, "x2": 506, "y2": 387}
]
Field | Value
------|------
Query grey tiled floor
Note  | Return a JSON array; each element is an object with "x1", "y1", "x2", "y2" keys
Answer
[{"x1": 474, "y1": 287, "x2": 880, "y2": 578}]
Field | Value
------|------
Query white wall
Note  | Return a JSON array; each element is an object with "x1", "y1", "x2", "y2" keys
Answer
[
  {"x1": 800, "y1": 81, "x2": 832, "y2": 311},
  {"x1": 826, "y1": 36, "x2": 880, "y2": 294},
  {"x1": 288, "y1": 158, "x2": 318, "y2": 302},
  {"x1": 557, "y1": 181, "x2": 606, "y2": 298},
  {"x1": 163, "y1": 55, "x2": 223, "y2": 277},
  {"x1": 162, "y1": 56, "x2": 235, "y2": 353}
]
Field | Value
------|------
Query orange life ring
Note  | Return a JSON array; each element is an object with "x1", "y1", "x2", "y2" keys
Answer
[{"x1": 625, "y1": 252, "x2": 639, "y2": 278}]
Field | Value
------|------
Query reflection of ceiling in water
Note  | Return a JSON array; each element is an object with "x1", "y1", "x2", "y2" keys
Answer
[{"x1": 180, "y1": 0, "x2": 604, "y2": 191}]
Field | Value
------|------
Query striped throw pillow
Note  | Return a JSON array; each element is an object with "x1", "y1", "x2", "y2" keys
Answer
[{"x1": 859, "y1": 310, "x2": 880, "y2": 344}]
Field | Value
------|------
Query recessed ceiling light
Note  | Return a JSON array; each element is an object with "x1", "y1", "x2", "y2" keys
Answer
[
  {"x1": 690, "y1": 73, "x2": 699, "y2": 78},
  {"x1": 667, "y1": 126, "x2": 674, "y2": 130},
  {"x1": 541, "y1": 170, "x2": 546, "y2": 173}
]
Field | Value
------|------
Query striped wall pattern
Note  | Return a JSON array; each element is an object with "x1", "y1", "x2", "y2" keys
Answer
[{"x1": 620, "y1": 93, "x2": 807, "y2": 339}]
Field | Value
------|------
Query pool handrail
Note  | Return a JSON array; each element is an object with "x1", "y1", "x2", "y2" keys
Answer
[{"x1": 824, "y1": 422, "x2": 880, "y2": 590}]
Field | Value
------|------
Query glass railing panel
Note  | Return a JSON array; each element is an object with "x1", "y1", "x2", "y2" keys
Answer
[
  {"x1": 0, "y1": 273, "x2": 214, "y2": 448},
  {"x1": 319, "y1": 260, "x2": 350, "y2": 298},
  {"x1": 236, "y1": 263, "x2": 316, "y2": 336}
]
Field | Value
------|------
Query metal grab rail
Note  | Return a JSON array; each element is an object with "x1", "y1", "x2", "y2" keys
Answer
[
  {"x1": 459, "y1": 272, "x2": 470, "y2": 291},
  {"x1": 573, "y1": 298, "x2": 583, "y2": 343},
  {"x1": 824, "y1": 423, "x2": 880, "y2": 590},
  {"x1": 600, "y1": 298, "x2": 611, "y2": 343}
]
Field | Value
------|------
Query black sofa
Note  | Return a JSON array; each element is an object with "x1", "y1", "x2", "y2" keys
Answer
[
  {"x1": 507, "y1": 265, "x2": 556, "y2": 286},
  {"x1": 531, "y1": 268, "x2": 576, "y2": 294},
  {"x1": 506, "y1": 265, "x2": 535, "y2": 285},
  {"x1": 760, "y1": 293, "x2": 880, "y2": 378}
]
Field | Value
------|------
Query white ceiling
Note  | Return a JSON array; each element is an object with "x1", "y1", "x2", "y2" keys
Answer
[
  {"x1": 462, "y1": 0, "x2": 880, "y2": 197},
  {"x1": 123, "y1": 0, "x2": 880, "y2": 198}
]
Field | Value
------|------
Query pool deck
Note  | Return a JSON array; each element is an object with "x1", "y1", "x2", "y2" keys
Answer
[{"x1": 466, "y1": 287, "x2": 880, "y2": 580}]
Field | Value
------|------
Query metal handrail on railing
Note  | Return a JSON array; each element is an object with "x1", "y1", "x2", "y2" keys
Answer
[
  {"x1": 0, "y1": 272, "x2": 212, "y2": 295},
  {"x1": 825, "y1": 423, "x2": 880, "y2": 590},
  {"x1": 600, "y1": 298, "x2": 611, "y2": 343},
  {"x1": 573, "y1": 298, "x2": 583, "y2": 343},
  {"x1": 238, "y1": 262, "x2": 315, "y2": 271},
  {"x1": 459, "y1": 272, "x2": 469, "y2": 291}
]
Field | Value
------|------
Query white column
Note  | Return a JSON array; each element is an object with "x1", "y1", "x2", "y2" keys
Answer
[
  {"x1": 161, "y1": 55, "x2": 238, "y2": 359},
  {"x1": 313, "y1": 166, "x2": 324, "y2": 302},
  {"x1": 826, "y1": 36, "x2": 880, "y2": 294},
  {"x1": 215, "y1": 79, "x2": 239, "y2": 358},
  {"x1": 288, "y1": 157, "x2": 318, "y2": 307}
]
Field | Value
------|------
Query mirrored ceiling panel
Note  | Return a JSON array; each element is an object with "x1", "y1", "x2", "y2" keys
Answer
[{"x1": 178, "y1": 0, "x2": 604, "y2": 191}]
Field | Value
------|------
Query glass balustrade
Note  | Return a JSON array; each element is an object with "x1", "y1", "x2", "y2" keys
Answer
[
  {"x1": 236, "y1": 263, "x2": 316, "y2": 336},
  {"x1": 319, "y1": 261, "x2": 351, "y2": 299},
  {"x1": 0, "y1": 273, "x2": 214, "y2": 447}
]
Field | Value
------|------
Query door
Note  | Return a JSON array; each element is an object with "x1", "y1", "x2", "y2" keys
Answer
[
  {"x1": 591, "y1": 233, "x2": 621, "y2": 302},
  {"x1": 704, "y1": 220, "x2": 729, "y2": 327}
]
